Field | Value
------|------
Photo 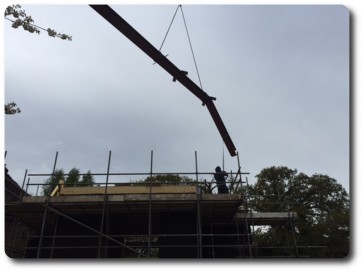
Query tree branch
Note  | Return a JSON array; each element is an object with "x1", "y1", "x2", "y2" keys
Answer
[{"x1": 4, "y1": 4, "x2": 72, "y2": 41}]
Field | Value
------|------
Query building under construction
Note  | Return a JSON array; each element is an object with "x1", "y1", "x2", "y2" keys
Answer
[{"x1": 5, "y1": 151, "x2": 305, "y2": 259}]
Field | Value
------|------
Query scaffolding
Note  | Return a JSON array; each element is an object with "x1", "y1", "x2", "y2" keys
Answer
[{"x1": 5, "y1": 150, "x2": 321, "y2": 258}]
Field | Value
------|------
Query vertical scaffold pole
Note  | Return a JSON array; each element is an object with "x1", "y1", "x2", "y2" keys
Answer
[
  {"x1": 105, "y1": 150, "x2": 112, "y2": 192},
  {"x1": 244, "y1": 175, "x2": 253, "y2": 258},
  {"x1": 195, "y1": 151, "x2": 202, "y2": 258},
  {"x1": 50, "y1": 214, "x2": 60, "y2": 258},
  {"x1": 148, "y1": 150, "x2": 154, "y2": 257},
  {"x1": 37, "y1": 151, "x2": 58, "y2": 258},
  {"x1": 25, "y1": 178, "x2": 30, "y2": 195},
  {"x1": 194, "y1": 151, "x2": 199, "y2": 182},
  {"x1": 211, "y1": 222, "x2": 215, "y2": 258},
  {"x1": 236, "y1": 220, "x2": 242, "y2": 257},
  {"x1": 98, "y1": 150, "x2": 112, "y2": 258},
  {"x1": 150, "y1": 150, "x2": 154, "y2": 177},
  {"x1": 283, "y1": 178, "x2": 299, "y2": 257},
  {"x1": 237, "y1": 152, "x2": 252, "y2": 258},
  {"x1": 236, "y1": 151, "x2": 242, "y2": 183},
  {"x1": 20, "y1": 169, "x2": 28, "y2": 199},
  {"x1": 52, "y1": 152, "x2": 59, "y2": 174}
]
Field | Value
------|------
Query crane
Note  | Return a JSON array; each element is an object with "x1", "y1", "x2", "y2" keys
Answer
[{"x1": 90, "y1": 5, "x2": 237, "y2": 157}]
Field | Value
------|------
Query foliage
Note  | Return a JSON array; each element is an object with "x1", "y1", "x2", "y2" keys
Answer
[
  {"x1": 135, "y1": 174, "x2": 220, "y2": 195},
  {"x1": 65, "y1": 168, "x2": 80, "y2": 187},
  {"x1": 4, "y1": 5, "x2": 73, "y2": 115},
  {"x1": 288, "y1": 173, "x2": 350, "y2": 257},
  {"x1": 5, "y1": 102, "x2": 21, "y2": 114},
  {"x1": 41, "y1": 169, "x2": 65, "y2": 196},
  {"x1": 42, "y1": 168, "x2": 95, "y2": 195},
  {"x1": 227, "y1": 172, "x2": 244, "y2": 194},
  {"x1": 246, "y1": 166, "x2": 350, "y2": 258},
  {"x1": 247, "y1": 166, "x2": 296, "y2": 212},
  {"x1": 79, "y1": 171, "x2": 96, "y2": 187},
  {"x1": 5, "y1": 4, "x2": 72, "y2": 40},
  {"x1": 141, "y1": 174, "x2": 194, "y2": 185}
]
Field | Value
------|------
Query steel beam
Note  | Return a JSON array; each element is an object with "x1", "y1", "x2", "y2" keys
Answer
[{"x1": 90, "y1": 5, "x2": 237, "y2": 156}]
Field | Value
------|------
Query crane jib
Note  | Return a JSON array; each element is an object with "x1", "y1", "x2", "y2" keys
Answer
[{"x1": 90, "y1": 5, "x2": 237, "y2": 157}]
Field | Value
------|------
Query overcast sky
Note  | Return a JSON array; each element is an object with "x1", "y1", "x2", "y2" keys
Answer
[{"x1": 3, "y1": 4, "x2": 349, "y2": 194}]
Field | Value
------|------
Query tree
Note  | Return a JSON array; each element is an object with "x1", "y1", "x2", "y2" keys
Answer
[
  {"x1": 248, "y1": 166, "x2": 296, "y2": 212},
  {"x1": 65, "y1": 168, "x2": 95, "y2": 187},
  {"x1": 41, "y1": 169, "x2": 65, "y2": 196},
  {"x1": 246, "y1": 166, "x2": 350, "y2": 258},
  {"x1": 288, "y1": 173, "x2": 350, "y2": 258},
  {"x1": 42, "y1": 168, "x2": 95, "y2": 195},
  {"x1": 79, "y1": 171, "x2": 95, "y2": 187},
  {"x1": 65, "y1": 168, "x2": 80, "y2": 187}
]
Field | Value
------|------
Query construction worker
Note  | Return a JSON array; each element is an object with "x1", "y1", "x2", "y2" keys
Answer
[{"x1": 214, "y1": 166, "x2": 229, "y2": 194}]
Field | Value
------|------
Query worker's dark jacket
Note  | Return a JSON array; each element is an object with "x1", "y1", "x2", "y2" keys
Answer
[{"x1": 214, "y1": 171, "x2": 229, "y2": 194}]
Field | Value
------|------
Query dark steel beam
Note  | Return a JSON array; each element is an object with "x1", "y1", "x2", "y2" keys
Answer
[{"x1": 90, "y1": 5, "x2": 237, "y2": 156}]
